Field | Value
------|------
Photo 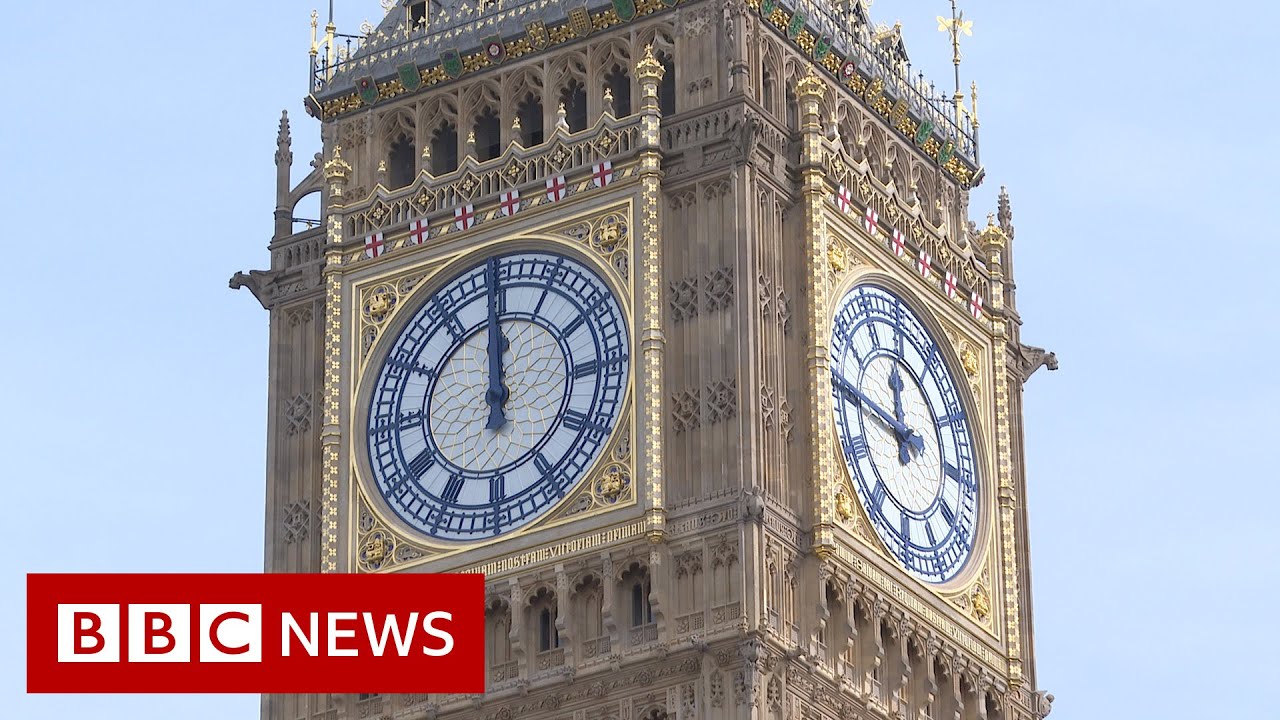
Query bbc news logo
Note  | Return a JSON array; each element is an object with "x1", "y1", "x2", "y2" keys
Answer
[{"x1": 28, "y1": 574, "x2": 484, "y2": 693}]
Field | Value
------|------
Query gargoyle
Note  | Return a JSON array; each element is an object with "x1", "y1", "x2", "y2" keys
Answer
[
  {"x1": 229, "y1": 269, "x2": 281, "y2": 310},
  {"x1": 1016, "y1": 343, "x2": 1059, "y2": 383}
]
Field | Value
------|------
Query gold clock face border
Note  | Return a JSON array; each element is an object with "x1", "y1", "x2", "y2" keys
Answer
[
  {"x1": 349, "y1": 232, "x2": 638, "y2": 555},
  {"x1": 828, "y1": 269, "x2": 995, "y2": 595}
]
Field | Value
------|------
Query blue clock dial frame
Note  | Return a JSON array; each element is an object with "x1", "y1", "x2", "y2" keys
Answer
[
  {"x1": 830, "y1": 284, "x2": 980, "y2": 583},
  {"x1": 365, "y1": 251, "x2": 629, "y2": 542}
]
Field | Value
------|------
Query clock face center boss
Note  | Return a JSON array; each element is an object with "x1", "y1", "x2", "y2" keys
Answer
[
  {"x1": 365, "y1": 251, "x2": 629, "y2": 542},
  {"x1": 830, "y1": 284, "x2": 981, "y2": 584}
]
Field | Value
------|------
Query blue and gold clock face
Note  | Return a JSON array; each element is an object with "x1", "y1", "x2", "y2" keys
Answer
[
  {"x1": 366, "y1": 251, "x2": 629, "y2": 542},
  {"x1": 830, "y1": 284, "x2": 980, "y2": 583}
]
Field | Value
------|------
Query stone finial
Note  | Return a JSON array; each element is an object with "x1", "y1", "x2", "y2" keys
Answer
[
  {"x1": 997, "y1": 185, "x2": 1014, "y2": 238},
  {"x1": 635, "y1": 44, "x2": 665, "y2": 82},
  {"x1": 465, "y1": 129, "x2": 477, "y2": 156},
  {"x1": 275, "y1": 110, "x2": 292, "y2": 166},
  {"x1": 512, "y1": 115, "x2": 522, "y2": 132},
  {"x1": 555, "y1": 102, "x2": 569, "y2": 131},
  {"x1": 603, "y1": 86, "x2": 615, "y2": 116},
  {"x1": 795, "y1": 67, "x2": 826, "y2": 100},
  {"x1": 323, "y1": 145, "x2": 352, "y2": 181}
]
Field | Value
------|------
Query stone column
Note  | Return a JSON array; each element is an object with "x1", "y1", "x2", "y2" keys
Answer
[
  {"x1": 795, "y1": 69, "x2": 837, "y2": 557},
  {"x1": 634, "y1": 46, "x2": 669, "y2": 542}
]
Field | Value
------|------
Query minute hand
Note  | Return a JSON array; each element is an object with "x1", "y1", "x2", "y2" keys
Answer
[
  {"x1": 484, "y1": 258, "x2": 510, "y2": 430},
  {"x1": 832, "y1": 374, "x2": 924, "y2": 453}
]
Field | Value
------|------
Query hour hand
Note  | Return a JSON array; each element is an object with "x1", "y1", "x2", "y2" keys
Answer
[{"x1": 888, "y1": 368, "x2": 911, "y2": 464}]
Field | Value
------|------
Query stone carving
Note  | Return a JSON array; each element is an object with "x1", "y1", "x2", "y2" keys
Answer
[
  {"x1": 1016, "y1": 343, "x2": 1059, "y2": 383},
  {"x1": 281, "y1": 499, "x2": 313, "y2": 544},
  {"x1": 708, "y1": 671, "x2": 725, "y2": 707},
  {"x1": 760, "y1": 386, "x2": 777, "y2": 429},
  {"x1": 670, "y1": 388, "x2": 701, "y2": 434},
  {"x1": 702, "y1": 266, "x2": 735, "y2": 311},
  {"x1": 668, "y1": 266, "x2": 735, "y2": 323},
  {"x1": 284, "y1": 392, "x2": 313, "y2": 436},
  {"x1": 703, "y1": 378, "x2": 738, "y2": 425},
  {"x1": 775, "y1": 287, "x2": 793, "y2": 334},
  {"x1": 778, "y1": 398, "x2": 795, "y2": 444},
  {"x1": 668, "y1": 278, "x2": 699, "y2": 322}
]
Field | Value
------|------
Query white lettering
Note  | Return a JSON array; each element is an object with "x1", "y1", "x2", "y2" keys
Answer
[
  {"x1": 327, "y1": 612, "x2": 358, "y2": 657},
  {"x1": 421, "y1": 611, "x2": 454, "y2": 657},
  {"x1": 281, "y1": 612, "x2": 319, "y2": 657},
  {"x1": 362, "y1": 612, "x2": 418, "y2": 657}
]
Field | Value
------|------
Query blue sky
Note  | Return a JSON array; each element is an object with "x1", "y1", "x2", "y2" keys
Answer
[{"x1": 3, "y1": 1, "x2": 1276, "y2": 717}]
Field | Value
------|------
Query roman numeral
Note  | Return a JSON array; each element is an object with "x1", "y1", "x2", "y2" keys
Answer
[
  {"x1": 407, "y1": 449, "x2": 436, "y2": 478},
  {"x1": 431, "y1": 296, "x2": 465, "y2": 339},
  {"x1": 924, "y1": 521, "x2": 937, "y2": 546},
  {"x1": 562, "y1": 409, "x2": 604, "y2": 434},
  {"x1": 489, "y1": 475, "x2": 506, "y2": 503},
  {"x1": 572, "y1": 360, "x2": 599, "y2": 379},
  {"x1": 442, "y1": 474, "x2": 465, "y2": 503},
  {"x1": 944, "y1": 462, "x2": 974, "y2": 489},
  {"x1": 386, "y1": 356, "x2": 436, "y2": 381},
  {"x1": 847, "y1": 435, "x2": 869, "y2": 460},
  {"x1": 900, "y1": 515, "x2": 912, "y2": 543},
  {"x1": 939, "y1": 498, "x2": 956, "y2": 526},
  {"x1": 534, "y1": 453, "x2": 553, "y2": 476},
  {"x1": 561, "y1": 313, "x2": 586, "y2": 337},
  {"x1": 936, "y1": 411, "x2": 965, "y2": 429},
  {"x1": 870, "y1": 482, "x2": 887, "y2": 510}
]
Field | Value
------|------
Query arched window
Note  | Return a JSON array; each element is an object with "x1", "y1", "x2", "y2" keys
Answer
[
  {"x1": 537, "y1": 607, "x2": 559, "y2": 651},
  {"x1": 516, "y1": 92, "x2": 544, "y2": 146},
  {"x1": 605, "y1": 64, "x2": 631, "y2": 117},
  {"x1": 762, "y1": 68, "x2": 775, "y2": 116},
  {"x1": 430, "y1": 121, "x2": 458, "y2": 174},
  {"x1": 387, "y1": 133, "x2": 416, "y2": 188},
  {"x1": 474, "y1": 107, "x2": 501, "y2": 161},
  {"x1": 658, "y1": 53, "x2": 676, "y2": 115},
  {"x1": 560, "y1": 80, "x2": 588, "y2": 132},
  {"x1": 630, "y1": 579, "x2": 653, "y2": 627}
]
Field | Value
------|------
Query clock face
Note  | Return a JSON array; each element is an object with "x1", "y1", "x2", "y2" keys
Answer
[
  {"x1": 366, "y1": 251, "x2": 629, "y2": 542},
  {"x1": 830, "y1": 284, "x2": 980, "y2": 583}
]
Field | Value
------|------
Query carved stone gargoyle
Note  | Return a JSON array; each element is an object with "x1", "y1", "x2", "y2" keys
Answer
[{"x1": 1016, "y1": 343, "x2": 1059, "y2": 383}]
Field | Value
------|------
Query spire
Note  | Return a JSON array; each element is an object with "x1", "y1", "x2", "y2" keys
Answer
[
  {"x1": 997, "y1": 185, "x2": 1014, "y2": 240},
  {"x1": 275, "y1": 110, "x2": 293, "y2": 167},
  {"x1": 274, "y1": 110, "x2": 294, "y2": 240}
]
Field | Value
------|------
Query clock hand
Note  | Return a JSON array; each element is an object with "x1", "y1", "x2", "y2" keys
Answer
[
  {"x1": 887, "y1": 367, "x2": 911, "y2": 465},
  {"x1": 833, "y1": 373, "x2": 925, "y2": 454},
  {"x1": 484, "y1": 258, "x2": 510, "y2": 430}
]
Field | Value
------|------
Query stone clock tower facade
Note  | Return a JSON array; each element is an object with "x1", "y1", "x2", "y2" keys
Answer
[{"x1": 232, "y1": 1, "x2": 1057, "y2": 719}]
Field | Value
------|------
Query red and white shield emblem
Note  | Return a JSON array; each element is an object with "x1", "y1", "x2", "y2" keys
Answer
[
  {"x1": 891, "y1": 228, "x2": 906, "y2": 257},
  {"x1": 546, "y1": 175, "x2": 567, "y2": 202},
  {"x1": 407, "y1": 219, "x2": 430, "y2": 246},
  {"x1": 969, "y1": 291, "x2": 984, "y2": 319},
  {"x1": 454, "y1": 203, "x2": 476, "y2": 231},
  {"x1": 591, "y1": 161, "x2": 613, "y2": 188},
  {"x1": 835, "y1": 185, "x2": 852, "y2": 214},
  {"x1": 499, "y1": 189, "x2": 521, "y2": 217}
]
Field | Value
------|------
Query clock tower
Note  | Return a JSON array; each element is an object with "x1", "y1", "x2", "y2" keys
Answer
[{"x1": 232, "y1": 1, "x2": 1057, "y2": 719}]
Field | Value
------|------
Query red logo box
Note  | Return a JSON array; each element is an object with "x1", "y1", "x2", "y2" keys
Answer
[{"x1": 27, "y1": 573, "x2": 484, "y2": 693}]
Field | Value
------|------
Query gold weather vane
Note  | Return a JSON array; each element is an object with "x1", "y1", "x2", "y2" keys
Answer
[{"x1": 937, "y1": 1, "x2": 975, "y2": 130}]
